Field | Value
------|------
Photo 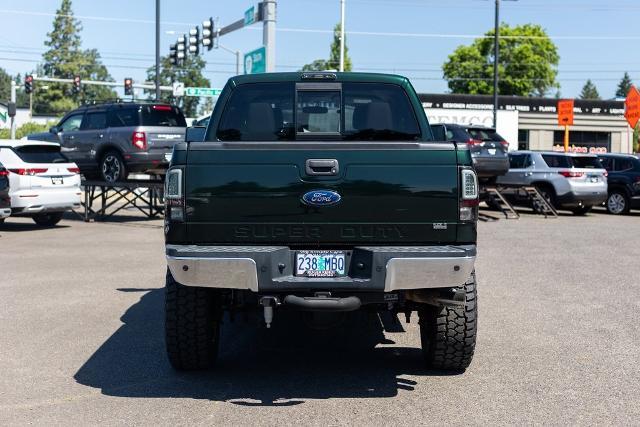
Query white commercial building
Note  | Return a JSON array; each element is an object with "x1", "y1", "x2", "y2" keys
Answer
[{"x1": 420, "y1": 93, "x2": 636, "y2": 154}]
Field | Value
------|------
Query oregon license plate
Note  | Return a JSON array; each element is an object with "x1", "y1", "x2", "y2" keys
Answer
[
  {"x1": 295, "y1": 251, "x2": 346, "y2": 277},
  {"x1": 51, "y1": 177, "x2": 63, "y2": 185}
]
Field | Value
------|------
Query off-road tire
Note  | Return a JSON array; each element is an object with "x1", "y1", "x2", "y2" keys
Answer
[
  {"x1": 100, "y1": 150, "x2": 127, "y2": 183},
  {"x1": 571, "y1": 205, "x2": 592, "y2": 216},
  {"x1": 419, "y1": 272, "x2": 477, "y2": 371},
  {"x1": 32, "y1": 212, "x2": 64, "y2": 227},
  {"x1": 165, "y1": 269, "x2": 222, "y2": 371}
]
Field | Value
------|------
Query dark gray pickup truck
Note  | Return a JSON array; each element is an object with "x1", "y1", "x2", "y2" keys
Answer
[{"x1": 163, "y1": 72, "x2": 480, "y2": 372}]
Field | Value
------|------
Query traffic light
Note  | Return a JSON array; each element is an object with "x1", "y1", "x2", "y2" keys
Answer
[
  {"x1": 188, "y1": 27, "x2": 200, "y2": 55},
  {"x1": 124, "y1": 78, "x2": 133, "y2": 96},
  {"x1": 24, "y1": 75, "x2": 34, "y2": 94},
  {"x1": 176, "y1": 35, "x2": 186, "y2": 64},
  {"x1": 73, "y1": 75, "x2": 81, "y2": 94},
  {"x1": 202, "y1": 18, "x2": 214, "y2": 51},
  {"x1": 169, "y1": 43, "x2": 177, "y2": 66}
]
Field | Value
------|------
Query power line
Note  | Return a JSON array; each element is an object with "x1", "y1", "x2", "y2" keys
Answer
[
  {"x1": 4, "y1": 46, "x2": 640, "y2": 73},
  {"x1": 0, "y1": 9, "x2": 193, "y2": 27},
  {"x1": 3, "y1": 8, "x2": 640, "y2": 40}
]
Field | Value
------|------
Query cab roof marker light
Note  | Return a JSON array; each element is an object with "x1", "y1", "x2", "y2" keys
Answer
[{"x1": 301, "y1": 72, "x2": 337, "y2": 80}]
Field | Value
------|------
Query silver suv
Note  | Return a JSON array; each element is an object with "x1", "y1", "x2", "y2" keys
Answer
[
  {"x1": 496, "y1": 151, "x2": 608, "y2": 215},
  {"x1": 28, "y1": 102, "x2": 186, "y2": 182}
]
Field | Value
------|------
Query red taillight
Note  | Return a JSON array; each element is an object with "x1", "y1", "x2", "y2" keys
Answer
[
  {"x1": 9, "y1": 168, "x2": 48, "y2": 176},
  {"x1": 467, "y1": 138, "x2": 483, "y2": 146},
  {"x1": 558, "y1": 171, "x2": 585, "y2": 178},
  {"x1": 67, "y1": 167, "x2": 80, "y2": 173},
  {"x1": 461, "y1": 199, "x2": 480, "y2": 207},
  {"x1": 152, "y1": 105, "x2": 172, "y2": 111},
  {"x1": 603, "y1": 170, "x2": 608, "y2": 178},
  {"x1": 500, "y1": 140, "x2": 509, "y2": 148},
  {"x1": 132, "y1": 131, "x2": 147, "y2": 150},
  {"x1": 0, "y1": 170, "x2": 8, "y2": 177}
]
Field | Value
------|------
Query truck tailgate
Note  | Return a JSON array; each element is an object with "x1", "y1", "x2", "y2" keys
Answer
[{"x1": 185, "y1": 142, "x2": 460, "y2": 245}]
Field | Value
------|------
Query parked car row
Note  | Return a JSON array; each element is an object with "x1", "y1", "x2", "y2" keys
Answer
[
  {"x1": 429, "y1": 122, "x2": 639, "y2": 216},
  {"x1": 0, "y1": 139, "x2": 82, "y2": 226},
  {"x1": 27, "y1": 101, "x2": 187, "y2": 183},
  {"x1": 489, "y1": 150, "x2": 639, "y2": 215}
]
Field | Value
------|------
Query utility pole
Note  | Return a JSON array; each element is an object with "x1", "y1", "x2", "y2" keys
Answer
[
  {"x1": 10, "y1": 79, "x2": 16, "y2": 139},
  {"x1": 217, "y1": 41, "x2": 241, "y2": 75},
  {"x1": 339, "y1": 0, "x2": 345, "y2": 72},
  {"x1": 263, "y1": 0, "x2": 276, "y2": 72},
  {"x1": 155, "y1": 0, "x2": 161, "y2": 101},
  {"x1": 493, "y1": 0, "x2": 499, "y2": 129}
]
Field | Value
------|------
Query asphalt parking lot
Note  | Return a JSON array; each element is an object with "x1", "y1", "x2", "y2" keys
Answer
[{"x1": 1, "y1": 208, "x2": 639, "y2": 425}]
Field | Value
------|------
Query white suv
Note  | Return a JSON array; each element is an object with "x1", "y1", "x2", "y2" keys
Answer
[
  {"x1": 497, "y1": 151, "x2": 608, "y2": 215},
  {"x1": 0, "y1": 139, "x2": 81, "y2": 226}
]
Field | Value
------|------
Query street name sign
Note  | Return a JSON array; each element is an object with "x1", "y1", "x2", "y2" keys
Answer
[
  {"x1": 184, "y1": 87, "x2": 223, "y2": 97},
  {"x1": 244, "y1": 6, "x2": 255, "y2": 25}
]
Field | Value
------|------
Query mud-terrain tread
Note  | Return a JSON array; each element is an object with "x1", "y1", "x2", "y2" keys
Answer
[
  {"x1": 419, "y1": 272, "x2": 477, "y2": 371},
  {"x1": 165, "y1": 269, "x2": 221, "y2": 370}
]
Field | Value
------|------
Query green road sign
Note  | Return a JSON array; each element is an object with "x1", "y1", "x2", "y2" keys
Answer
[
  {"x1": 184, "y1": 87, "x2": 222, "y2": 97},
  {"x1": 244, "y1": 46, "x2": 266, "y2": 74},
  {"x1": 244, "y1": 6, "x2": 255, "y2": 25}
]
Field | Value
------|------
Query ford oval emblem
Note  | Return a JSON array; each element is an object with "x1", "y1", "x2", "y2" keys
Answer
[{"x1": 301, "y1": 190, "x2": 341, "y2": 207}]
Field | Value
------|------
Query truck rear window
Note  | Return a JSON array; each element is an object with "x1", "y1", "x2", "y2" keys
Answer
[
  {"x1": 215, "y1": 82, "x2": 421, "y2": 141},
  {"x1": 14, "y1": 145, "x2": 68, "y2": 164}
]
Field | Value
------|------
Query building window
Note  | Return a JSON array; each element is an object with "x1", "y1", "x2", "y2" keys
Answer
[
  {"x1": 518, "y1": 129, "x2": 529, "y2": 150},
  {"x1": 552, "y1": 130, "x2": 611, "y2": 152}
]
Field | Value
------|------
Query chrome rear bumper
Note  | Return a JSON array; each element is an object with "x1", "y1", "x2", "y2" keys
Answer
[{"x1": 166, "y1": 245, "x2": 476, "y2": 292}]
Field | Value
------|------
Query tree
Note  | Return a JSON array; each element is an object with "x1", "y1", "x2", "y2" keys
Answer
[
  {"x1": 0, "y1": 67, "x2": 13, "y2": 103},
  {"x1": 443, "y1": 23, "x2": 559, "y2": 96},
  {"x1": 580, "y1": 79, "x2": 600, "y2": 100},
  {"x1": 302, "y1": 23, "x2": 353, "y2": 72},
  {"x1": 301, "y1": 59, "x2": 329, "y2": 72},
  {"x1": 616, "y1": 72, "x2": 633, "y2": 98},
  {"x1": 34, "y1": 0, "x2": 115, "y2": 114},
  {"x1": 0, "y1": 121, "x2": 55, "y2": 140},
  {"x1": 145, "y1": 55, "x2": 210, "y2": 117},
  {"x1": 328, "y1": 23, "x2": 352, "y2": 71}
]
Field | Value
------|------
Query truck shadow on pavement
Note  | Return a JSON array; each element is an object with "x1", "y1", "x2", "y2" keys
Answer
[{"x1": 74, "y1": 288, "x2": 457, "y2": 406}]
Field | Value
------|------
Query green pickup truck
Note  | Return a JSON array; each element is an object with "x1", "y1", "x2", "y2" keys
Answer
[{"x1": 163, "y1": 72, "x2": 479, "y2": 372}]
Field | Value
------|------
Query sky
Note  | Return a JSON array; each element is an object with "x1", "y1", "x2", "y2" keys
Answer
[{"x1": 1, "y1": 0, "x2": 640, "y2": 99}]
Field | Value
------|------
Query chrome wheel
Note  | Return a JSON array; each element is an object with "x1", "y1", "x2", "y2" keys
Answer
[
  {"x1": 607, "y1": 192, "x2": 627, "y2": 215},
  {"x1": 101, "y1": 154, "x2": 122, "y2": 183}
]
